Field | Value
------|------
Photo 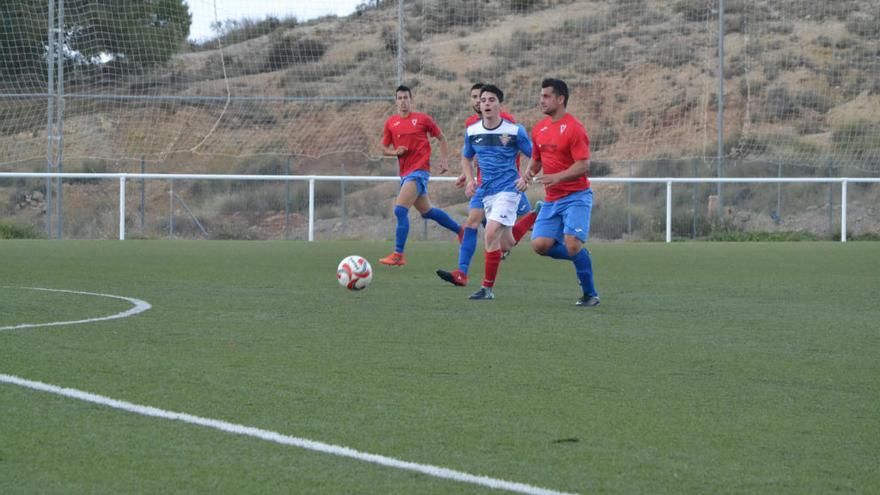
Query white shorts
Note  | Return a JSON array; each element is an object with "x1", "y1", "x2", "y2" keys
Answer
[{"x1": 482, "y1": 191, "x2": 520, "y2": 227}]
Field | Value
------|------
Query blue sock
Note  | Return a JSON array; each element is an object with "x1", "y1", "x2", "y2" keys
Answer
[
  {"x1": 394, "y1": 205, "x2": 409, "y2": 253},
  {"x1": 571, "y1": 248, "x2": 597, "y2": 297},
  {"x1": 458, "y1": 227, "x2": 478, "y2": 274},
  {"x1": 421, "y1": 207, "x2": 461, "y2": 234},
  {"x1": 545, "y1": 242, "x2": 572, "y2": 260}
]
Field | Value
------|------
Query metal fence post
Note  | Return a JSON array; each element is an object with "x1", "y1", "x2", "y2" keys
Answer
[
  {"x1": 666, "y1": 181, "x2": 673, "y2": 243},
  {"x1": 119, "y1": 175, "x2": 126, "y2": 240},
  {"x1": 284, "y1": 157, "x2": 291, "y2": 240},
  {"x1": 169, "y1": 179, "x2": 174, "y2": 238},
  {"x1": 397, "y1": 0, "x2": 404, "y2": 85},
  {"x1": 716, "y1": 0, "x2": 725, "y2": 216},
  {"x1": 841, "y1": 180, "x2": 848, "y2": 243},
  {"x1": 308, "y1": 178, "x2": 315, "y2": 242},
  {"x1": 140, "y1": 157, "x2": 146, "y2": 235}
]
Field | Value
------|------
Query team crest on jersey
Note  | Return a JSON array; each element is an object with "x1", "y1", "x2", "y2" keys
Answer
[
  {"x1": 499, "y1": 134, "x2": 511, "y2": 146},
  {"x1": 411, "y1": 118, "x2": 417, "y2": 125},
  {"x1": 560, "y1": 124, "x2": 567, "y2": 134}
]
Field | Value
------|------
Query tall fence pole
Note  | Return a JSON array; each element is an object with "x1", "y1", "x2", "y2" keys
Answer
[
  {"x1": 55, "y1": 0, "x2": 66, "y2": 240},
  {"x1": 45, "y1": 0, "x2": 56, "y2": 238},
  {"x1": 396, "y1": 0, "x2": 404, "y2": 85},
  {"x1": 716, "y1": 0, "x2": 725, "y2": 216}
]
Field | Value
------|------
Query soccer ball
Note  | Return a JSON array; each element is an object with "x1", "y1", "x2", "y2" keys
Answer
[{"x1": 336, "y1": 255, "x2": 373, "y2": 291}]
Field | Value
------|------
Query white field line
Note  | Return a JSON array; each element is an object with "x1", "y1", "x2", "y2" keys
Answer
[
  {"x1": 1, "y1": 287, "x2": 576, "y2": 495},
  {"x1": 0, "y1": 373, "x2": 578, "y2": 495},
  {"x1": 0, "y1": 287, "x2": 151, "y2": 331}
]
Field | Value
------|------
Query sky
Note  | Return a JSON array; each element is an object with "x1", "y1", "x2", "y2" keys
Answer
[{"x1": 186, "y1": 0, "x2": 364, "y2": 41}]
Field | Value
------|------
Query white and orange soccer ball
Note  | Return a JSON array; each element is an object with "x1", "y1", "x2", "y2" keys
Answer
[{"x1": 336, "y1": 255, "x2": 373, "y2": 291}]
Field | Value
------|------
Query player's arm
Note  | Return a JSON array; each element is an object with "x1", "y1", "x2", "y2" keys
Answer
[
  {"x1": 516, "y1": 157, "x2": 542, "y2": 191},
  {"x1": 538, "y1": 159, "x2": 589, "y2": 186},
  {"x1": 460, "y1": 155, "x2": 477, "y2": 197},
  {"x1": 433, "y1": 132, "x2": 450, "y2": 174},
  {"x1": 460, "y1": 134, "x2": 477, "y2": 197},
  {"x1": 382, "y1": 143, "x2": 406, "y2": 156},
  {"x1": 381, "y1": 125, "x2": 405, "y2": 156}
]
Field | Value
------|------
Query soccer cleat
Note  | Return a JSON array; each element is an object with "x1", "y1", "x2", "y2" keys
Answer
[
  {"x1": 500, "y1": 249, "x2": 511, "y2": 260},
  {"x1": 436, "y1": 269, "x2": 468, "y2": 287},
  {"x1": 379, "y1": 252, "x2": 406, "y2": 266},
  {"x1": 576, "y1": 295, "x2": 600, "y2": 307},
  {"x1": 457, "y1": 226, "x2": 465, "y2": 244},
  {"x1": 468, "y1": 287, "x2": 495, "y2": 300},
  {"x1": 533, "y1": 200, "x2": 543, "y2": 214}
]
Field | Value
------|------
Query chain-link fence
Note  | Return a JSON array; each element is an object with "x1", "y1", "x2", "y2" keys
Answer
[{"x1": 1, "y1": 0, "x2": 878, "y2": 239}]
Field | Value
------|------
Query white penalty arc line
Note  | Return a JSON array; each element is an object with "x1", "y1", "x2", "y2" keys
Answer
[
  {"x1": 0, "y1": 287, "x2": 151, "y2": 331},
  {"x1": 0, "y1": 287, "x2": 575, "y2": 494},
  {"x1": 0, "y1": 374, "x2": 577, "y2": 495}
]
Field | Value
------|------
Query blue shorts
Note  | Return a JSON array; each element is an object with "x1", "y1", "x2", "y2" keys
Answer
[
  {"x1": 531, "y1": 189, "x2": 593, "y2": 243},
  {"x1": 400, "y1": 170, "x2": 430, "y2": 197},
  {"x1": 469, "y1": 187, "x2": 531, "y2": 216}
]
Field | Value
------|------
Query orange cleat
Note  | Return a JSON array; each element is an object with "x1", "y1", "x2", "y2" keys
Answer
[
  {"x1": 457, "y1": 226, "x2": 465, "y2": 244},
  {"x1": 379, "y1": 252, "x2": 406, "y2": 266}
]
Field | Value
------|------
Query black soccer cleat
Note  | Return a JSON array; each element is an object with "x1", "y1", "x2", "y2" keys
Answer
[
  {"x1": 576, "y1": 295, "x2": 600, "y2": 307},
  {"x1": 468, "y1": 287, "x2": 495, "y2": 300}
]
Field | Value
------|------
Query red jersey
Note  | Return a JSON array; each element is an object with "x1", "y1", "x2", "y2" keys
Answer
[
  {"x1": 382, "y1": 112, "x2": 442, "y2": 177},
  {"x1": 531, "y1": 113, "x2": 591, "y2": 202},
  {"x1": 464, "y1": 111, "x2": 518, "y2": 184}
]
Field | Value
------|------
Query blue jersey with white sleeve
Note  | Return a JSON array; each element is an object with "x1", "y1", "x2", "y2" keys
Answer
[{"x1": 462, "y1": 118, "x2": 532, "y2": 196}]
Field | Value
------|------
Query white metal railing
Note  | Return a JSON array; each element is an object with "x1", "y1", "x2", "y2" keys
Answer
[{"x1": 2, "y1": 173, "x2": 879, "y2": 242}]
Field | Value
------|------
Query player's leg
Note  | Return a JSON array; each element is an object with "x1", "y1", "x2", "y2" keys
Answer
[
  {"x1": 512, "y1": 193, "x2": 539, "y2": 244},
  {"x1": 470, "y1": 192, "x2": 517, "y2": 300},
  {"x1": 380, "y1": 179, "x2": 418, "y2": 266},
  {"x1": 415, "y1": 193, "x2": 461, "y2": 236},
  {"x1": 437, "y1": 204, "x2": 483, "y2": 287},
  {"x1": 560, "y1": 190, "x2": 599, "y2": 306},
  {"x1": 504, "y1": 194, "x2": 541, "y2": 260},
  {"x1": 530, "y1": 198, "x2": 563, "y2": 256}
]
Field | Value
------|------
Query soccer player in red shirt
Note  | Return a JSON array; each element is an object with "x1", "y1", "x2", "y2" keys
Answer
[
  {"x1": 436, "y1": 83, "x2": 540, "y2": 287},
  {"x1": 516, "y1": 78, "x2": 599, "y2": 306},
  {"x1": 379, "y1": 85, "x2": 461, "y2": 266}
]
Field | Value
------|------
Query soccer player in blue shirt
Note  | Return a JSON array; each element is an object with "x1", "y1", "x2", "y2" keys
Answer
[
  {"x1": 458, "y1": 84, "x2": 532, "y2": 300},
  {"x1": 437, "y1": 83, "x2": 539, "y2": 287}
]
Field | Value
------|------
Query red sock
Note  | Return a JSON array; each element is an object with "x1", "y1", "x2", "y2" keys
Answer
[
  {"x1": 482, "y1": 249, "x2": 502, "y2": 288},
  {"x1": 512, "y1": 212, "x2": 537, "y2": 243}
]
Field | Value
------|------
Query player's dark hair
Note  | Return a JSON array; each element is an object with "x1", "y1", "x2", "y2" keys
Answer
[
  {"x1": 470, "y1": 82, "x2": 485, "y2": 91},
  {"x1": 541, "y1": 78, "x2": 569, "y2": 107},
  {"x1": 395, "y1": 85, "x2": 412, "y2": 97},
  {"x1": 480, "y1": 84, "x2": 504, "y2": 103}
]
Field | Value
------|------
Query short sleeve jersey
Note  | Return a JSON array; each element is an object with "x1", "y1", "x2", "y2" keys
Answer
[
  {"x1": 382, "y1": 112, "x2": 442, "y2": 177},
  {"x1": 464, "y1": 111, "x2": 518, "y2": 184},
  {"x1": 531, "y1": 113, "x2": 591, "y2": 202},
  {"x1": 462, "y1": 118, "x2": 532, "y2": 196}
]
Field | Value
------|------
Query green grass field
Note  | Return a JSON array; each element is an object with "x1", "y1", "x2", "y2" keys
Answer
[{"x1": 1, "y1": 240, "x2": 878, "y2": 494}]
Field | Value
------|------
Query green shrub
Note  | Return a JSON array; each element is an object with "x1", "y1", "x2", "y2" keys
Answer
[
  {"x1": 0, "y1": 219, "x2": 41, "y2": 239},
  {"x1": 264, "y1": 36, "x2": 327, "y2": 71},
  {"x1": 845, "y1": 13, "x2": 878, "y2": 38},
  {"x1": 673, "y1": 0, "x2": 713, "y2": 22},
  {"x1": 509, "y1": 0, "x2": 542, "y2": 13}
]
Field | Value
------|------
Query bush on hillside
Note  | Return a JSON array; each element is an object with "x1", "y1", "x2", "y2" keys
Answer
[{"x1": 264, "y1": 36, "x2": 327, "y2": 71}]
